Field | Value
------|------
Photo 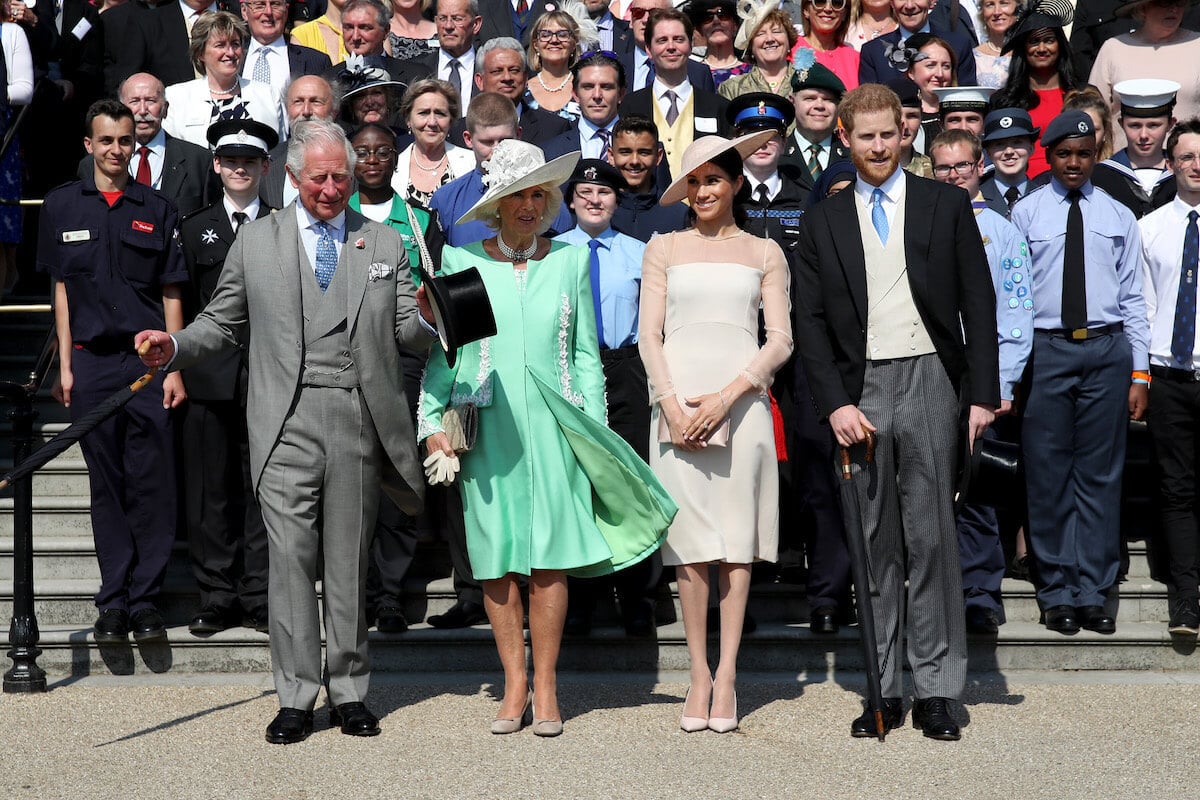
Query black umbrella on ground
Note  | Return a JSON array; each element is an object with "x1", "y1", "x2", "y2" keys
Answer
[
  {"x1": 838, "y1": 433, "x2": 888, "y2": 741},
  {"x1": 0, "y1": 349, "x2": 158, "y2": 492}
]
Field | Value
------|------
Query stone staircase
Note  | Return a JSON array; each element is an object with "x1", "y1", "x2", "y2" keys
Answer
[{"x1": 2, "y1": 299, "x2": 1197, "y2": 678}]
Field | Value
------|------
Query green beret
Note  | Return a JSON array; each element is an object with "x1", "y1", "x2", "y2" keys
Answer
[{"x1": 789, "y1": 50, "x2": 846, "y2": 98}]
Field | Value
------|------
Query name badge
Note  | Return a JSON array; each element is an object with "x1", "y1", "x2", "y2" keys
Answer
[
  {"x1": 62, "y1": 230, "x2": 91, "y2": 243},
  {"x1": 131, "y1": 220, "x2": 155, "y2": 234},
  {"x1": 695, "y1": 117, "x2": 718, "y2": 133},
  {"x1": 70, "y1": 18, "x2": 92, "y2": 39}
]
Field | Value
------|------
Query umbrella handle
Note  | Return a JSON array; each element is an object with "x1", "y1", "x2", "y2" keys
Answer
[
  {"x1": 131, "y1": 339, "x2": 159, "y2": 391},
  {"x1": 839, "y1": 431, "x2": 877, "y2": 480}
]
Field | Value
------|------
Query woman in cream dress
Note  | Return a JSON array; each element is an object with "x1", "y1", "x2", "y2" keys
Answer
[{"x1": 639, "y1": 132, "x2": 792, "y2": 734}]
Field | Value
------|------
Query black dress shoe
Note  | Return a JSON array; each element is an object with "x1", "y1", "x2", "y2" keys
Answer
[
  {"x1": 1044, "y1": 605, "x2": 1080, "y2": 635},
  {"x1": 850, "y1": 697, "x2": 904, "y2": 738},
  {"x1": 427, "y1": 599, "x2": 488, "y2": 629},
  {"x1": 965, "y1": 606, "x2": 1001, "y2": 635},
  {"x1": 265, "y1": 708, "x2": 314, "y2": 744},
  {"x1": 810, "y1": 606, "x2": 839, "y2": 635},
  {"x1": 245, "y1": 608, "x2": 270, "y2": 634},
  {"x1": 1076, "y1": 605, "x2": 1116, "y2": 634},
  {"x1": 375, "y1": 606, "x2": 409, "y2": 634},
  {"x1": 912, "y1": 697, "x2": 961, "y2": 741},
  {"x1": 328, "y1": 702, "x2": 381, "y2": 736},
  {"x1": 189, "y1": 606, "x2": 238, "y2": 636},
  {"x1": 1169, "y1": 598, "x2": 1200, "y2": 636},
  {"x1": 129, "y1": 608, "x2": 167, "y2": 642},
  {"x1": 93, "y1": 609, "x2": 130, "y2": 643}
]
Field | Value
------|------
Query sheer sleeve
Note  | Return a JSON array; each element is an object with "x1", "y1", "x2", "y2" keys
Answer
[
  {"x1": 741, "y1": 238, "x2": 793, "y2": 390},
  {"x1": 637, "y1": 233, "x2": 676, "y2": 404}
]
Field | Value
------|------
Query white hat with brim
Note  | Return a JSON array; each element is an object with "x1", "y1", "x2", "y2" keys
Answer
[
  {"x1": 734, "y1": 0, "x2": 781, "y2": 53},
  {"x1": 659, "y1": 130, "x2": 778, "y2": 207},
  {"x1": 455, "y1": 139, "x2": 580, "y2": 227}
]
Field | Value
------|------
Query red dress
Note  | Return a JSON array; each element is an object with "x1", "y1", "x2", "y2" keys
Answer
[{"x1": 1026, "y1": 88, "x2": 1064, "y2": 178}]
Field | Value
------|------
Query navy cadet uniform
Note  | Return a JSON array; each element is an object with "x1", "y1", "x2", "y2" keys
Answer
[
  {"x1": 1010, "y1": 111, "x2": 1150, "y2": 632},
  {"x1": 1092, "y1": 79, "x2": 1181, "y2": 219},
  {"x1": 555, "y1": 159, "x2": 660, "y2": 636},
  {"x1": 729, "y1": 92, "x2": 852, "y2": 630},
  {"x1": 177, "y1": 119, "x2": 279, "y2": 634},
  {"x1": 37, "y1": 172, "x2": 188, "y2": 622}
]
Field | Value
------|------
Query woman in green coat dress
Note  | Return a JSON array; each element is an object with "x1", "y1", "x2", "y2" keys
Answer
[{"x1": 418, "y1": 140, "x2": 675, "y2": 737}]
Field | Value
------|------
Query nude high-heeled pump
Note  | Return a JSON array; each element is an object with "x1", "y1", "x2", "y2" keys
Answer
[
  {"x1": 680, "y1": 680, "x2": 711, "y2": 732},
  {"x1": 491, "y1": 689, "x2": 532, "y2": 734}
]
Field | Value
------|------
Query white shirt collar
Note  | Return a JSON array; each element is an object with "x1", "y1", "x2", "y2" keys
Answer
[
  {"x1": 224, "y1": 196, "x2": 262, "y2": 228},
  {"x1": 854, "y1": 164, "x2": 904, "y2": 207},
  {"x1": 439, "y1": 47, "x2": 476, "y2": 71},
  {"x1": 746, "y1": 170, "x2": 782, "y2": 201},
  {"x1": 179, "y1": 0, "x2": 217, "y2": 22},
  {"x1": 296, "y1": 202, "x2": 346, "y2": 235},
  {"x1": 144, "y1": 128, "x2": 167, "y2": 156},
  {"x1": 247, "y1": 36, "x2": 288, "y2": 55},
  {"x1": 654, "y1": 77, "x2": 691, "y2": 103}
]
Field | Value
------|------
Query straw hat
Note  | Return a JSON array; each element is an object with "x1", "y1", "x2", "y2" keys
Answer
[
  {"x1": 659, "y1": 130, "x2": 777, "y2": 206},
  {"x1": 455, "y1": 139, "x2": 580, "y2": 227}
]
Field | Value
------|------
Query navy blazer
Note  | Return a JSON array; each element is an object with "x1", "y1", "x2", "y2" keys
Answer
[
  {"x1": 858, "y1": 26, "x2": 977, "y2": 87},
  {"x1": 447, "y1": 102, "x2": 572, "y2": 147},
  {"x1": 477, "y1": 0, "x2": 558, "y2": 46},
  {"x1": 285, "y1": 43, "x2": 333, "y2": 79}
]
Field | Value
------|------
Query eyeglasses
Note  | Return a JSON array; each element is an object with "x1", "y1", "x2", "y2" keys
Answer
[
  {"x1": 1172, "y1": 152, "x2": 1200, "y2": 166},
  {"x1": 931, "y1": 160, "x2": 978, "y2": 177},
  {"x1": 807, "y1": 0, "x2": 847, "y2": 9},
  {"x1": 434, "y1": 14, "x2": 472, "y2": 25},
  {"x1": 243, "y1": 0, "x2": 287, "y2": 10},
  {"x1": 629, "y1": 6, "x2": 652, "y2": 20},
  {"x1": 703, "y1": 7, "x2": 736, "y2": 20},
  {"x1": 536, "y1": 29, "x2": 575, "y2": 42},
  {"x1": 354, "y1": 146, "x2": 397, "y2": 161}
]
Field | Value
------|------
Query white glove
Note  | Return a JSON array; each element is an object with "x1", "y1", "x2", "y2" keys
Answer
[{"x1": 423, "y1": 449, "x2": 460, "y2": 486}]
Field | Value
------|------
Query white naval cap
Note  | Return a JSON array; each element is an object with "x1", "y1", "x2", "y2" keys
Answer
[
  {"x1": 1114, "y1": 78, "x2": 1181, "y2": 118},
  {"x1": 932, "y1": 86, "x2": 995, "y2": 112}
]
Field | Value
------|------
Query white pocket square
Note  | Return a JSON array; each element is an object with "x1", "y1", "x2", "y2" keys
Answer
[{"x1": 367, "y1": 262, "x2": 395, "y2": 281}]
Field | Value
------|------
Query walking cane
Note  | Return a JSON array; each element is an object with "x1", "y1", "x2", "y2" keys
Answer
[{"x1": 838, "y1": 432, "x2": 888, "y2": 741}]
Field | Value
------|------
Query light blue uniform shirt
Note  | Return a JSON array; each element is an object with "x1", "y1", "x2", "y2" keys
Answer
[
  {"x1": 1009, "y1": 179, "x2": 1150, "y2": 370},
  {"x1": 555, "y1": 225, "x2": 645, "y2": 348},
  {"x1": 976, "y1": 205, "x2": 1033, "y2": 401}
]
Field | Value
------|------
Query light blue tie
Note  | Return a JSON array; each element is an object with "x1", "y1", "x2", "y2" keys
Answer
[
  {"x1": 870, "y1": 188, "x2": 889, "y2": 245},
  {"x1": 315, "y1": 221, "x2": 337, "y2": 292}
]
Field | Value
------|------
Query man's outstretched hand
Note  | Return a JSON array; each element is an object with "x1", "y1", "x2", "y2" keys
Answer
[{"x1": 134, "y1": 331, "x2": 176, "y2": 367}]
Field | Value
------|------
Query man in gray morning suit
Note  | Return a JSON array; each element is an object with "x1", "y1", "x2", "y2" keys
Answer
[{"x1": 136, "y1": 118, "x2": 437, "y2": 745}]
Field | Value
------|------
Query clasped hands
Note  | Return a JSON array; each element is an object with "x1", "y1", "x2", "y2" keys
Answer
[{"x1": 664, "y1": 392, "x2": 728, "y2": 452}]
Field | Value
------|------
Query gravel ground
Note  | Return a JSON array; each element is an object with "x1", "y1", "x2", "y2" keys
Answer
[{"x1": 3, "y1": 672, "x2": 1196, "y2": 800}]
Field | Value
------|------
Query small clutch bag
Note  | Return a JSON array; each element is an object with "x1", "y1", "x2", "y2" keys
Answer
[
  {"x1": 441, "y1": 403, "x2": 479, "y2": 453},
  {"x1": 657, "y1": 402, "x2": 729, "y2": 447}
]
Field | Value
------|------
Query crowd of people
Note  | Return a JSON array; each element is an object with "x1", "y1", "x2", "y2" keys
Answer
[{"x1": 15, "y1": 0, "x2": 1200, "y2": 745}]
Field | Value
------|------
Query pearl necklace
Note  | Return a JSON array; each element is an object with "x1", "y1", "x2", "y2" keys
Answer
[
  {"x1": 536, "y1": 72, "x2": 572, "y2": 92},
  {"x1": 411, "y1": 150, "x2": 447, "y2": 173},
  {"x1": 497, "y1": 232, "x2": 537, "y2": 262}
]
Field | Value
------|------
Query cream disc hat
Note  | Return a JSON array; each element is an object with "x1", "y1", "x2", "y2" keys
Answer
[
  {"x1": 455, "y1": 139, "x2": 580, "y2": 227},
  {"x1": 659, "y1": 130, "x2": 778, "y2": 206},
  {"x1": 734, "y1": 0, "x2": 781, "y2": 53}
]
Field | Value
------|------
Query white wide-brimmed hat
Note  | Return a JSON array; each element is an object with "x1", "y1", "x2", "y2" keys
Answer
[
  {"x1": 734, "y1": 0, "x2": 781, "y2": 53},
  {"x1": 455, "y1": 139, "x2": 580, "y2": 226},
  {"x1": 660, "y1": 130, "x2": 778, "y2": 206}
]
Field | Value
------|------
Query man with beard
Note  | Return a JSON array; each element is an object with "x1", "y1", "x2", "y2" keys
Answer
[
  {"x1": 793, "y1": 83, "x2": 998, "y2": 741},
  {"x1": 78, "y1": 73, "x2": 218, "y2": 217}
]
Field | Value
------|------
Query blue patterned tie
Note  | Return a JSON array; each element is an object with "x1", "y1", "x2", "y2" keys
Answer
[
  {"x1": 1171, "y1": 210, "x2": 1200, "y2": 366},
  {"x1": 252, "y1": 47, "x2": 270, "y2": 85},
  {"x1": 588, "y1": 239, "x2": 607, "y2": 349},
  {"x1": 870, "y1": 188, "x2": 889, "y2": 245},
  {"x1": 315, "y1": 221, "x2": 337, "y2": 292}
]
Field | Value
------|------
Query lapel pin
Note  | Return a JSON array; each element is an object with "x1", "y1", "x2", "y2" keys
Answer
[{"x1": 355, "y1": 237, "x2": 365, "y2": 249}]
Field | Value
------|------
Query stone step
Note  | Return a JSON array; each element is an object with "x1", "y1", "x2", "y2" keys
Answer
[
  {"x1": 0, "y1": 454, "x2": 90, "y2": 496},
  {"x1": 0, "y1": 496, "x2": 93, "y2": 535},
  {"x1": 5, "y1": 620, "x2": 1196, "y2": 677}
]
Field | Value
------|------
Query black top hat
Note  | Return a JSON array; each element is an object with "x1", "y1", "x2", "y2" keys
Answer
[
  {"x1": 420, "y1": 266, "x2": 497, "y2": 369},
  {"x1": 956, "y1": 437, "x2": 1022, "y2": 512}
]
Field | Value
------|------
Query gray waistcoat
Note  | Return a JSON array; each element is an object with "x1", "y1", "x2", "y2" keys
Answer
[{"x1": 299, "y1": 250, "x2": 360, "y2": 389}]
